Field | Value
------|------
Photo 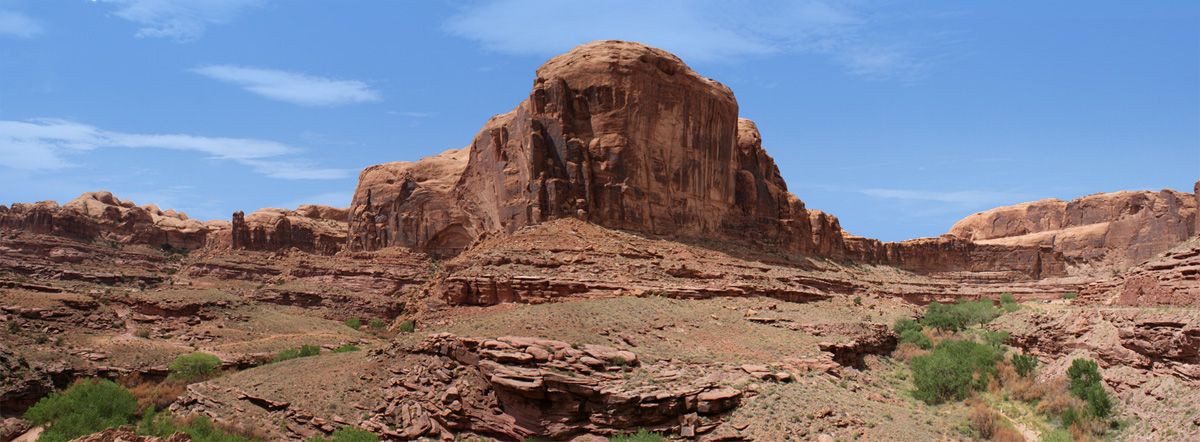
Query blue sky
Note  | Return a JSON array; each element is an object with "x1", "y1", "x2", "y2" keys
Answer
[{"x1": 1, "y1": 1, "x2": 1196, "y2": 242}]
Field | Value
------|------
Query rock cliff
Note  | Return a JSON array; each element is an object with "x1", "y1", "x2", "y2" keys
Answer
[
  {"x1": 349, "y1": 40, "x2": 828, "y2": 256},
  {"x1": 0, "y1": 191, "x2": 349, "y2": 255},
  {"x1": 948, "y1": 189, "x2": 1197, "y2": 274}
]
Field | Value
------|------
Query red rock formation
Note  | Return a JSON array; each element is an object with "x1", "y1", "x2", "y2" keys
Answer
[
  {"x1": 349, "y1": 41, "x2": 829, "y2": 256},
  {"x1": 845, "y1": 234, "x2": 1066, "y2": 280},
  {"x1": 1079, "y1": 240, "x2": 1200, "y2": 306},
  {"x1": 227, "y1": 207, "x2": 347, "y2": 255},
  {"x1": 949, "y1": 189, "x2": 1197, "y2": 273},
  {"x1": 0, "y1": 192, "x2": 213, "y2": 250}
]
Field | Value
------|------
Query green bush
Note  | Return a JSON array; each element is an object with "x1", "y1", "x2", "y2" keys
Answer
[
  {"x1": 331, "y1": 344, "x2": 360, "y2": 353},
  {"x1": 139, "y1": 408, "x2": 258, "y2": 442},
  {"x1": 1041, "y1": 429, "x2": 1073, "y2": 442},
  {"x1": 343, "y1": 318, "x2": 362, "y2": 329},
  {"x1": 368, "y1": 318, "x2": 385, "y2": 329},
  {"x1": 398, "y1": 320, "x2": 415, "y2": 333},
  {"x1": 920, "y1": 300, "x2": 1000, "y2": 332},
  {"x1": 306, "y1": 427, "x2": 379, "y2": 442},
  {"x1": 1066, "y1": 358, "x2": 1112, "y2": 418},
  {"x1": 899, "y1": 330, "x2": 933, "y2": 350},
  {"x1": 299, "y1": 345, "x2": 321, "y2": 357},
  {"x1": 25, "y1": 379, "x2": 137, "y2": 442},
  {"x1": 981, "y1": 330, "x2": 1009, "y2": 348},
  {"x1": 1061, "y1": 292, "x2": 1077, "y2": 300},
  {"x1": 1011, "y1": 353, "x2": 1037, "y2": 378},
  {"x1": 273, "y1": 349, "x2": 301, "y2": 363},
  {"x1": 609, "y1": 428, "x2": 665, "y2": 442},
  {"x1": 168, "y1": 352, "x2": 221, "y2": 380},
  {"x1": 893, "y1": 317, "x2": 921, "y2": 335},
  {"x1": 6, "y1": 320, "x2": 20, "y2": 334},
  {"x1": 999, "y1": 293, "x2": 1015, "y2": 305},
  {"x1": 910, "y1": 339, "x2": 1001, "y2": 405}
]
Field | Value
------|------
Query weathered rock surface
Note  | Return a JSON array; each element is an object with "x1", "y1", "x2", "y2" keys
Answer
[
  {"x1": 949, "y1": 189, "x2": 1197, "y2": 274},
  {"x1": 68, "y1": 426, "x2": 190, "y2": 442},
  {"x1": 845, "y1": 234, "x2": 1067, "y2": 280},
  {"x1": 349, "y1": 40, "x2": 835, "y2": 257},
  {"x1": 0, "y1": 192, "x2": 215, "y2": 250},
  {"x1": 362, "y1": 333, "x2": 741, "y2": 441},
  {"x1": 991, "y1": 308, "x2": 1200, "y2": 386},
  {"x1": 1079, "y1": 239, "x2": 1200, "y2": 306},
  {"x1": 225, "y1": 206, "x2": 348, "y2": 255},
  {"x1": 0, "y1": 191, "x2": 350, "y2": 255},
  {"x1": 0, "y1": 343, "x2": 54, "y2": 416}
]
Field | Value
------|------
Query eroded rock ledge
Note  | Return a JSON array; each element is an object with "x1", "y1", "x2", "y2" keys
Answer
[{"x1": 364, "y1": 333, "x2": 743, "y2": 441}]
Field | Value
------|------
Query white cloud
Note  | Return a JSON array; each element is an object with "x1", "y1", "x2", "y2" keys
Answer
[
  {"x1": 0, "y1": 10, "x2": 43, "y2": 38},
  {"x1": 191, "y1": 65, "x2": 382, "y2": 106},
  {"x1": 0, "y1": 119, "x2": 350, "y2": 180},
  {"x1": 444, "y1": 0, "x2": 943, "y2": 80},
  {"x1": 100, "y1": 0, "x2": 266, "y2": 41}
]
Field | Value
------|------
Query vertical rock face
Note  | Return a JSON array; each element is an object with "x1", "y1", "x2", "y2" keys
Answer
[
  {"x1": 349, "y1": 41, "x2": 825, "y2": 255},
  {"x1": 226, "y1": 207, "x2": 349, "y2": 255},
  {"x1": 0, "y1": 191, "x2": 213, "y2": 250},
  {"x1": 948, "y1": 189, "x2": 1197, "y2": 272}
]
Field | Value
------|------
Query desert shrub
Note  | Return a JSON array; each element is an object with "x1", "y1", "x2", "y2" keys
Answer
[
  {"x1": 1011, "y1": 353, "x2": 1036, "y2": 378},
  {"x1": 306, "y1": 427, "x2": 380, "y2": 442},
  {"x1": 899, "y1": 330, "x2": 933, "y2": 350},
  {"x1": 25, "y1": 379, "x2": 137, "y2": 442},
  {"x1": 969, "y1": 402, "x2": 1001, "y2": 440},
  {"x1": 911, "y1": 339, "x2": 1001, "y2": 404},
  {"x1": 1040, "y1": 429, "x2": 1072, "y2": 442},
  {"x1": 168, "y1": 352, "x2": 221, "y2": 381},
  {"x1": 398, "y1": 320, "x2": 415, "y2": 333},
  {"x1": 1061, "y1": 292, "x2": 1077, "y2": 300},
  {"x1": 992, "y1": 425, "x2": 1025, "y2": 442},
  {"x1": 140, "y1": 410, "x2": 260, "y2": 442},
  {"x1": 343, "y1": 318, "x2": 362, "y2": 330},
  {"x1": 273, "y1": 349, "x2": 301, "y2": 363},
  {"x1": 1036, "y1": 380, "x2": 1085, "y2": 417},
  {"x1": 331, "y1": 344, "x2": 361, "y2": 353},
  {"x1": 1065, "y1": 358, "x2": 1112, "y2": 418},
  {"x1": 999, "y1": 292, "x2": 1016, "y2": 305},
  {"x1": 893, "y1": 342, "x2": 932, "y2": 362},
  {"x1": 853, "y1": 296, "x2": 863, "y2": 306},
  {"x1": 121, "y1": 375, "x2": 188, "y2": 413},
  {"x1": 609, "y1": 428, "x2": 665, "y2": 442},
  {"x1": 5, "y1": 320, "x2": 20, "y2": 334},
  {"x1": 893, "y1": 317, "x2": 921, "y2": 335},
  {"x1": 299, "y1": 345, "x2": 321, "y2": 357},
  {"x1": 368, "y1": 318, "x2": 385, "y2": 329},
  {"x1": 136, "y1": 328, "x2": 151, "y2": 339}
]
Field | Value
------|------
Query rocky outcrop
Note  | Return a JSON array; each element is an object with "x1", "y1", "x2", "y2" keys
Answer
[
  {"x1": 363, "y1": 333, "x2": 742, "y2": 441},
  {"x1": 68, "y1": 426, "x2": 191, "y2": 442},
  {"x1": 991, "y1": 309, "x2": 1200, "y2": 386},
  {"x1": 0, "y1": 192, "x2": 349, "y2": 255},
  {"x1": 0, "y1": 192, "x2": 216, "y2": 250},
  {"x1": 0, "y1": 343, "x2": 54, "y2": 415},
  {"x1": 349, "y1": 40, "x2": 836, "y2": 257},
  {"x1": 226, "y1": 206, "x2": 348, "y2": 255},
  {"x1": 1079, "y1": 240, "x2": 1200, "y2": 306},
  {"x1": 845, "y1": 234, "x2": 1067, "y2": 280},
  {"x1": 949, "y1": 189, "x2": 1197, "y2": 273}
]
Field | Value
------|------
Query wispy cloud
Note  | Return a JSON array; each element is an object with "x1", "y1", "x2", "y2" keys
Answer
[
  {"x1": 0, "y1": 10, "x2": 43, "y2": 38},
  {"x1": 99, "y1": 0, "x2": 266, "y2": 42},
  {"x1": 0, "y1": 118, "x2": 350, "y2": 180},
  {"x1": 386, "y1": 111, "x2": 435, "y2": 118},
  {"x1": 444, "y1": 0, "x2": 949, "y2": 80},
  {"x1": 191, "y1": 65, "x2": 382, "y2": 106},
  {"x1": 858, "y1": 187, "x2": 1033, "y2": 217}
]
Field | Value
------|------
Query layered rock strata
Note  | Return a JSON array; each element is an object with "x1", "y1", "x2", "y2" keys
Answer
[
  {"x1": 363, "y1": 333, "x2": 743, "y2": 441},
  {"x1": 0, "y1": 191, "x2": 349, "y2": 255},
  {"x1": 949, "y1": 189, "x2": 1197, "y2": 273},
  {"x1": 348, "y1": 40, "x2": 837, "y2": 257},
  {"x1": 1079, "y1": 240, "x2": 1200, "y2": 306}
]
